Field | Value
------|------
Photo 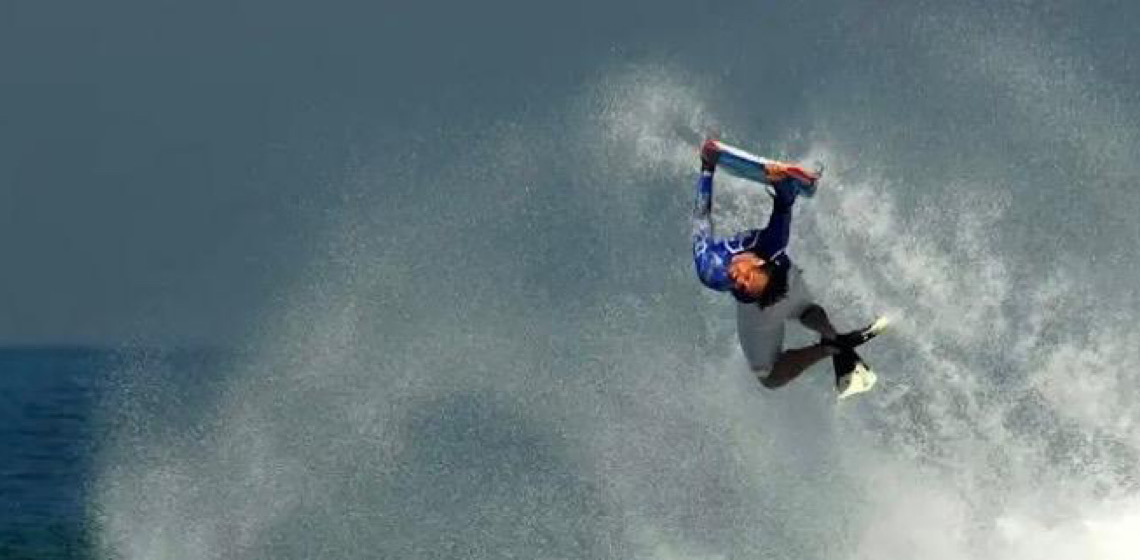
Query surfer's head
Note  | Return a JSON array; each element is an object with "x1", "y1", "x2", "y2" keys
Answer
[{"x1": 728, "y1": 253, "x2": 770, "y2": 300}]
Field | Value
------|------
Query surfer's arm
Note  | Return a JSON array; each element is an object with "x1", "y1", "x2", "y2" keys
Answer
[
  {"x1": 770, "y1": 178, "x2": 798, "y2": 214},
  {"x1": 754, "y1": 179, "x2": 797, "y2": 257},
  {"x1": 692, "y1": 170, "x2": 714, "y2": 231},
  {"x1": 693, "y1": 241, "x2": 727, "y2": 291},
  {"x1": 691, "y1": 171, "x2": 732, "y2": 292}
]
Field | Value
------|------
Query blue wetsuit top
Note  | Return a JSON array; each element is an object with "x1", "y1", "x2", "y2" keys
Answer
[{"x1": 691, "y1": 170, "x2": 798, "y2": 301}]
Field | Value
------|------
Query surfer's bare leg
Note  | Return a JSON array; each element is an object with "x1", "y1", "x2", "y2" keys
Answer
[
  {"x1": 798, "y1": 304, "x2": 839, "y2": 340},
  {"x1": 757, "y1": 306, "x2": 840, "y2": 390},
  {"x1": 760, "y1": 344, "x2": 833, "y2": 389}
]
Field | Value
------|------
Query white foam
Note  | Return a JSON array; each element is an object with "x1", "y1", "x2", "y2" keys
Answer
[{"x1": 93, "y1": 55, "x2": 1140, "y2": 560}]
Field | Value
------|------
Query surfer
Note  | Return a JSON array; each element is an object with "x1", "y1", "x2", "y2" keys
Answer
[{"x1": 692, "y1": 139, "x2": 885, "y2": 392}]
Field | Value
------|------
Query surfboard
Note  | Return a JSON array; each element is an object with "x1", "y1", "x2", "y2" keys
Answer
[{"x1": 705, "y1": 139, "x2": 821, "y2": 198}]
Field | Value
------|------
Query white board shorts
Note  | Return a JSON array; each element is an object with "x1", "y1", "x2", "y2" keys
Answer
[{"x1": 736, "y1": 266, "x2": 816, "y2": 376}]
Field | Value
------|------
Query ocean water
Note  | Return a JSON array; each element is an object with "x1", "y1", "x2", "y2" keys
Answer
[
  {"x1": 1, "y1": 349, "x2": 102, "y2": 559},
  {"x1": 1, "y1": 349, "x2": 231, "y2": 559},
  {"x1": 7, "y1": 1, "x2": 1140, "y2": 559}
]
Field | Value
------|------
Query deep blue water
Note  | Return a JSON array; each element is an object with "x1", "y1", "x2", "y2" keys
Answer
[
  {"x1": 0, "y1": 348, "x2": 231, "y2": 559},
  {"x1": 1, "y1": 348, "x2": 108, "y2": 559}
]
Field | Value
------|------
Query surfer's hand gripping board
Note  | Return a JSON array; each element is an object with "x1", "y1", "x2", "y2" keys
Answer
[{"x1": 704, "y1": 139, "x2": 822, "y2": 198}]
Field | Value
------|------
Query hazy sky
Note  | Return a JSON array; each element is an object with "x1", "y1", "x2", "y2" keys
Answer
[
  {"x1": 0, "y1": 0, "x2": 799, "y2": 345},
  {"x1": 2, "y1": 0, "x2": 1137, "y2": 345}
]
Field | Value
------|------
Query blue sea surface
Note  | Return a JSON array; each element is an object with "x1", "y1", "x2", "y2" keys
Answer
[
  {"x1": 1, "y1": 348, "x2": 108, "y2": 559},
  {"x1": 1, "y1": 348, "x2": 231, "y2": 559}
]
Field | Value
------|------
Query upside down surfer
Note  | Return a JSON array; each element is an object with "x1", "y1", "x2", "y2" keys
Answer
[{"x1": 691, "y1": 139, "x2": 886, "y2": 394}]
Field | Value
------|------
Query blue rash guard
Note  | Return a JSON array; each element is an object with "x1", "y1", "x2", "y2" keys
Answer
[{"x1": 691, "y1": 170, "x2": 798, "y2": 301}]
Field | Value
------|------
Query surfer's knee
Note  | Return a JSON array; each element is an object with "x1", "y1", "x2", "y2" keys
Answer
[
  {"x1": 798, "y1": 304, "x2": 823, "y2": 320},
  {"x1": 754, "y1": 368, "x2": 782, "y2": 390},
  {"x1": 798, "y1": 304, "x2": 831, "y2": 326}
]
